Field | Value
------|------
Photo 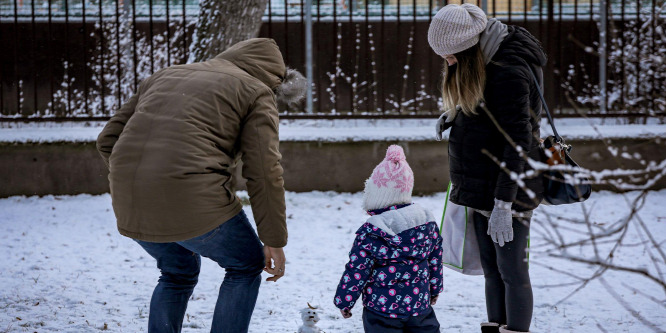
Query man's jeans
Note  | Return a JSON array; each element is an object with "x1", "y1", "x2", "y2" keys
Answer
[{"x1": 135, "y1": 210, "x2": 265, "y2": 333}]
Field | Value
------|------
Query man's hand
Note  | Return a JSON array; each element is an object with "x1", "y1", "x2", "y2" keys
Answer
[
  {"x1": 430, "y1": 294, "x2": 439, "y2": 305},
  {"x1": 340, "y1": 309, "x2": 352, "y2": 319},
  {"x1": 263, "y1": 246, "x2": 286, "y2": 282}
]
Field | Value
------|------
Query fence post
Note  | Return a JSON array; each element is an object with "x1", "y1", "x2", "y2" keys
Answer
[
  {"x1": 305, "y1": 0, "x2": 313, "y2": 113},
  {"x1": 599, "y1": 0, "x2": 607, "y2": 113}
]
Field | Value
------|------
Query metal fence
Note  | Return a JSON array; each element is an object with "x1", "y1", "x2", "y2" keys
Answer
[{"x1": 1, "y1": 0, "x2": 664, "y2": 118}]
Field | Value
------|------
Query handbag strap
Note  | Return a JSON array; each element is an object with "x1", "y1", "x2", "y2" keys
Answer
[
  {"x1": 522, "y1": 61, "x2": 564, "y2": 143},
  {"x1": 439, "y1": 182, "x2": 452, "y2": 234}
]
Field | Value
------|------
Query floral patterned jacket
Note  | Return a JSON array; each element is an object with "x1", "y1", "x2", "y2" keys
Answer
[{"x1": 334, "y1": 204, "x2": 443, "y2": 319}]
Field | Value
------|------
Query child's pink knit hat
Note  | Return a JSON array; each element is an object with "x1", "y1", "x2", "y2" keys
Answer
[{"x1": 362, "y1": 145, "x2": 415, "y2": 211}]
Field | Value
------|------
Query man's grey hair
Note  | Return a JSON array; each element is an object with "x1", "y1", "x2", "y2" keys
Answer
[{"x1": 275, "y1": 67, "x2": 307, "y2": 107}]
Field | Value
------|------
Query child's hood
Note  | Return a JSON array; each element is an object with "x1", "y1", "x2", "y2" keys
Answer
[{"x1": 357, "y1": 204, "x2": 438, "y2": 260}]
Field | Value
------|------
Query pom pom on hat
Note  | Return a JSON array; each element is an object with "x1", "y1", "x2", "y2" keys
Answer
[{"x1": 385, "y1": 145, "x2": 406, "y2": 163}]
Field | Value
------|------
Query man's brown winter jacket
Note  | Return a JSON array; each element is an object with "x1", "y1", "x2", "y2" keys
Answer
[{"x1": 96, "y1": 38, "x2": 287, "y2": 248}]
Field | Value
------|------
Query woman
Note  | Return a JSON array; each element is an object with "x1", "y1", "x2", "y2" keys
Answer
[{"x1": 427, "y1": 4, "x2": 546, "y2": 333}]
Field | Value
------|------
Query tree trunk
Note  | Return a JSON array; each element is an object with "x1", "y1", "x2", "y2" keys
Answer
[{"x1": 189, "y1": 0, "x2": 269, "y2": 63}]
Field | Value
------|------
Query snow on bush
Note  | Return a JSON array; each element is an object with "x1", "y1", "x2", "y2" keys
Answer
[
  {"x1": 41, "y1": 9, "x2": 193, "y2": 117},
  {"x1": 563, "y1": 4, "x2": 665, "y2": 115}
]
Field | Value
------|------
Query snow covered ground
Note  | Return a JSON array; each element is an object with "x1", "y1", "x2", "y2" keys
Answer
[
  {"x1": 1, "y1": 118, "x2": 665, "y2": 143},
  {"x1": 1, "y1": 190, "x2": 665, "y2": 333}
]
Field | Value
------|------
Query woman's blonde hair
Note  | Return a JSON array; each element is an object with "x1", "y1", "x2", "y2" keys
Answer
[{"x1": 441, "y1": 43, "x2": 486, "y2": 116}]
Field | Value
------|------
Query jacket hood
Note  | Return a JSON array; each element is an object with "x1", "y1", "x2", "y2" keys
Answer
[
  {"x1": 358, "y1": 204, "x2": 438, "y2": 261},
  {"x1": 214, "y1": 38, "x2": 285, "y2": 90},
  {"x1": 494, "y1": 25, "x2": 547, "y2": 67}
]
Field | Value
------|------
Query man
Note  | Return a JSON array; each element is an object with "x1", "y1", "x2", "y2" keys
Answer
[{"x1": 96, "y1": 38, "x2": 305, "y2": 333}]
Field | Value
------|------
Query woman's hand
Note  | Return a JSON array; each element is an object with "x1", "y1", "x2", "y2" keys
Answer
[
  {"x1": 488, "y1": 199, "x2": 514, "y2": 247},
  {"x1": 430, "y1": 294, "x2": 439, "y2": 305},
  {"x1": 263, "y1": 246, "x2": 286, "y2": 282},
  {"x1": 435, "y1": 108, "x2": 458, "y2": 141}
]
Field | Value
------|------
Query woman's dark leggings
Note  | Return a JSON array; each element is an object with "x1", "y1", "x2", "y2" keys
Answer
[{"x1": 473, "y1": 211, "x2": 533, "y2": 332}]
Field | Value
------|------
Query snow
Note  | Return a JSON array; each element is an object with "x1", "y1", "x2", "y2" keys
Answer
[
  {"x1": 1, "y1": 118, "x2": 665, "y2": 144},
  {"x1": 1, "y1": 190, "x2": 665, "y2": 332},
  {"x1": 7, "y1": 2, "x2": 644, "y2": 22},
  {"x1": 0, "y1": 122, "x2": 107, "y2": 144}
]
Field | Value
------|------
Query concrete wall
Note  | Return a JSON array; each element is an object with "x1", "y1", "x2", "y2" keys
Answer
[
  {"x1": 1, "y1": 142, "x2": 109, "y2": 197},
  {"x1": 258, "y1": 141, "x2": 450, "y2": 194},
  {"x1": 1, "y1": 137, "x2": 664, "y2": 198}
]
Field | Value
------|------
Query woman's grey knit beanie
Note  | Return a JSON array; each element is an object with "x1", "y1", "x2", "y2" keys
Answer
[{"x1": 428, "y1": 4, "x2": 488, "y2": 56}]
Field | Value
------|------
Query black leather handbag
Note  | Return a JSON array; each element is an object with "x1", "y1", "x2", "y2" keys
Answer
[{"x1": 528, "y1": 69, "x2": 592, "y2": 205}]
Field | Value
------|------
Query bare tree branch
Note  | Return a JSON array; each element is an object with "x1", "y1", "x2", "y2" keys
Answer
[
  {"x1": 549, "y1": 254, "x2": 666, "y2": 290},
  {"x1": 600, "y1": 278, "x2": 666, "y2": 333}
]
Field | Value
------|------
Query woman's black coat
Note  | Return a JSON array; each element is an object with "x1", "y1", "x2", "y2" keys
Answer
[{"x1": 448, "y1": 26, "x2": 547, "y2": 212}]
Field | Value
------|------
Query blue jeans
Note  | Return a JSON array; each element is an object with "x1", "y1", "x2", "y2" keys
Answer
[{"x1": 135, "y1": 210, "x2": 265, "y2": 333}]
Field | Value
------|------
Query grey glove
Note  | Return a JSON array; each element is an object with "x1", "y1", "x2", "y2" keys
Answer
[
  {"x1": 435, "y1": 108, "x2": 457, "y2": 141},
  {"x1": 487, "y1": 199, "x2": 514, "y2": 247}
]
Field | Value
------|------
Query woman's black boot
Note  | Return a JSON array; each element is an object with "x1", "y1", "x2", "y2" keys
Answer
[{"x1": 481, "y1": 322, "x2": 500, "y2": 333}]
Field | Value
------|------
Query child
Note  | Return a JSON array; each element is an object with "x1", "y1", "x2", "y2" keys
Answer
[{"x1": 334, "y1": 145, "x2": 443, "y2": 333}]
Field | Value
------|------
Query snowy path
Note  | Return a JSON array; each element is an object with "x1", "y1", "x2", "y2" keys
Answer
[{"x1": 1, "y1": 191, "x2": 665, "y2": 332}]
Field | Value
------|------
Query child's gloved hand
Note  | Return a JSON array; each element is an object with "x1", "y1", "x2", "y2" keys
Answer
[
  {"x1": 340, "y1": 309, "x2": 352, "y2": 319},
  {"x1": 430, "y1": 294, "x2": 439, "y2": 305}
]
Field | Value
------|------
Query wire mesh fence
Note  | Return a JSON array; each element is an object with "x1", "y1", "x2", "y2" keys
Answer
[{"x1": 0, "y1": 0, "x2": 663, "y2": 119}]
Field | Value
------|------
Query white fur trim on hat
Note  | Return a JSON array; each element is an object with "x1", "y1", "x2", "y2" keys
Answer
[
  {"x1": 428, "y1": 4, "x2": 488, "y2": 56},
  {"x1": 362, "y1": 145, "x2": 414, "y2": 211}
]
